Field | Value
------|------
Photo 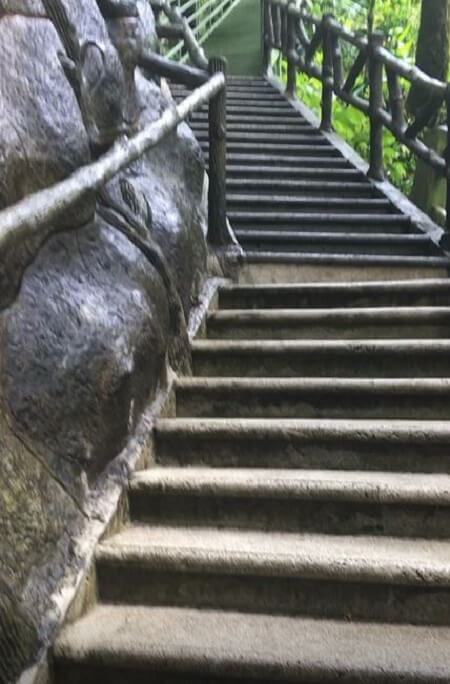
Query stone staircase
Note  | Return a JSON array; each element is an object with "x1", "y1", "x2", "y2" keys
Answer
[{"x1": 53, "y1": 77, "x2": 450, "y2": 682}]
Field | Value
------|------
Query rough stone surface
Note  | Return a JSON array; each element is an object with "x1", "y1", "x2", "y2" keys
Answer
[{"x1": 0, "y1": 0, "x2": 207, "y2": 680}]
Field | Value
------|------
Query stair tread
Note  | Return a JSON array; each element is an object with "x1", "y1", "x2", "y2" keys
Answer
[
  {"x1": 131, "y1": 466, "x2": 450, "y2": 506},
  {"x1": 242, "y1": 251, "x2": 450, "y2": 266},
  {"x1": 97, "y1": 525, "x2": 450, "y2": 585},
  {"x1": 221, "y1": 278, "x2": 450, "y2": 293},
  {"x1": 235, "y1": 232, "x2": 424, "y2": 243},
  {"x1": 192, "y1": 338, "x2": 450, "y2": 351},
  {"x1": 230, "y1": 212, "x2": 409, "y2": 221},
  {"x1": 54, "y1": 605, "x2": 450, "y2": 681},
  {"x1": 208, "y1": 306, "x2": 450, "y2": 322},
  {"x1": 157, "y1": 416, "x2": 450, "y2": 441},
  {"x1": 228, "y1": 195, "x2": 390, "y2": 205}
]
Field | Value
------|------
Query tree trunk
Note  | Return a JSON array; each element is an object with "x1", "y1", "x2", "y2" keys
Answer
[{"x1": 407, "y1": 0, "x2": 449, "y2": 117}]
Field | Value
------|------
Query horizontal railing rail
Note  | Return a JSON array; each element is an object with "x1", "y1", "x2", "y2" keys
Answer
[
  {"x1": 261, "y1": 0, "x2": 450, "y2": 232},
  {"x1": 153, "y1": 0, "x2": 241, "y2": 64},
  {"x1": 0, "y1": 71, "x2": 228, "y2": 309}
]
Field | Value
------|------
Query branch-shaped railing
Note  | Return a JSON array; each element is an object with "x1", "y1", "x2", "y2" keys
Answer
[
  {"x1": 153, "y1": 0, "x2": 241, "y2": 64},
  {"x1": 261, "y1": 0, "x2": 450, "y2": 231},
  {"x1": 0, "y1": 74, "x2": 224, "y2": 252},
  {"x1": 0, "y1": 0, "x2": 231, "y2": 311}
]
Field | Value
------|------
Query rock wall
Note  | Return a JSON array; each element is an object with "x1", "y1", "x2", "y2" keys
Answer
[{"x1": 0, "y1": 1, "x2": 208, "y2": 681}]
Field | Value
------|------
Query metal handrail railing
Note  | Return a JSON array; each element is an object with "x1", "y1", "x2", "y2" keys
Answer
[{"x1": 156, "y1": 0, "x2": 241, "y2": 64}]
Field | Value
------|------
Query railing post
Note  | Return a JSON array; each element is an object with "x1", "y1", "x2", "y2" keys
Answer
[
  {"x1": 286, "y1": 0, "x2": 297, "y2": 98},
  {"x1": 261, "y1": 0, "x2": 271, "y2": 75},
  {"x1": 208, "y1": 56, "x2": 229, "y2": 246},
  {"x1": 368, "y1": 31, "x2": 385, "y2": 181},
  {"x1": 320, "y1": 13, "x2": 333, "y2": 132},
  {"x1": 446, "y1": 84, "x2": 450, "y2": 235}
]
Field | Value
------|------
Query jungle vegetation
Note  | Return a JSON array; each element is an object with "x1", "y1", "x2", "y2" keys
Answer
[{"x1": 279, "y1": 0, "x2": 449, "y2": 195}]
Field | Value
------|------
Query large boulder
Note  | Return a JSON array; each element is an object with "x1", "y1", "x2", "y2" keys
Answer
[{"x1": 0, "y1": 0, "x2": 208, "y2": 680}]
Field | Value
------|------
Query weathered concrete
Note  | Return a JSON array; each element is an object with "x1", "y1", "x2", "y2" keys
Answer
[
  {"x1": 130, "y1": 467, "x2": 450, "y2": 538},
  {"x1": 54, "y1": 607, "x2": 450, "y2": 683},
  {"x1": 175, "y1": 377, "x2": 450, "y2": 419},
  {"x1": 218, "y1": 278, "x2": 450, "y2": 309}
]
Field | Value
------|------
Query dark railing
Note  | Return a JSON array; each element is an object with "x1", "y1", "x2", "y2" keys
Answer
[
  {"x1": 154, "y1": 0, "x2": 241, "y2": 64},
  {"x1": 150, "y1": 0, "x2": 228, "y2": 245},
  {"x1": 261, "y1": 0, "x2": 450, "y2": 231},
  {"x1": 0, "y1": 1, "x2": 230, "y2": 285}
]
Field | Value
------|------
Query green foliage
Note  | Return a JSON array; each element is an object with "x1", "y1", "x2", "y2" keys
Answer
[{"x1": 280, "y1": 0, "x2": 422, "y2": 195}]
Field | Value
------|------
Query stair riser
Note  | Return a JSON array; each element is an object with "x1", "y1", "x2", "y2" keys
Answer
[
  {"x1": 54, "y1": 666, "x2": 240, "y2": 684},
  {"x1": 130, "y1": 492, "x2": 450, "y2": 539},
  {"x1": 155, "y1": 431, "x2": 450, "y2": 473},
  {"x1": 192, "y1": 107, "x2": 299, "y2": 115},
  {"x1": 229, "y1": 202, "x2": 391, "y2": 213},
  {"x1": 219, "y1": 289, "x2": 450, "y2": 309},
  {"x1": 226, "y1": 185, "x2": 378, "y2": 199},
  {"x1": 201, "y1": 146, "x2": 341, "y2": 157},
  {"x1": 192, "y1": 351, "x2": 450, "y2": 378},
  {"x1": 217, "y1": 156, "x2": 350, "y2": 166},
  {"x1": 175, "y1": 386, "x2": 450, "y2": 419},
  {"x1": 232, "y1": 224, "x2": 411, "y2": 236},
  {"x1": 190, "y1": 122, "x2": 316, "y2": 133},
  {"x1": 234, "y1": 239, "x2": 428, "y2": 257},
  {"x1": 226, "y1": 168, "x2": 363, "y2": 180},
  {"x1": 237, "y1": 263, "x2": 450, "y2": 285},
  {"x1": 96, "y1": 563, "x2": 450, "y2": 625},
  {"x1": 196, "y1": 135, "x2": 330, "y2": 144},
  {"x1": 53, "y1": 662, "x2": 450, "y2": 684},
  {"x1": 206, "y1": 321, "x2": 450, "y2": 339}
]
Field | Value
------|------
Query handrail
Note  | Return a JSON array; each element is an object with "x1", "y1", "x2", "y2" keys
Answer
[
  {"x1": 261, "y1": 0, "x2": 450, "y2": 231},
  {"x1": 155, "y1": 0, "x2": 241, "y2": 65},
  {"x1": 0, "y1": 72, "x2": 228, "y2": 300}
]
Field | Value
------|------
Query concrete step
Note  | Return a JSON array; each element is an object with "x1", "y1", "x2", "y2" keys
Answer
[
  {"x1": 155, "y1": 417, "x2": 450, "y2": 473},
  {"x1": 94, "y1": 525, "x2": 450, "y2": 624},
  {"x1": 190, "y1": 120, "x2": 314, "y2": 132},
  {"x1": 206, "y1": 307, "x2": 450, "y2": 339},
  {"x1": 225, "y1": 165, "x2": 364, "y2": 180},
  {"x1": 230, "y1": 212, "x2": 410, "y2": 229},
  {"x1": 227, "y1": 195, "x2": 392, "y2": 211},
  {"x1": 191, "y1": 339, "x2": 450, "y2": 378},
  {"x1": 175, "y1": 377, "x2": 450, "y2": 419},
  {"x1": 195, "y1": 132, "x2": 330, "y2": 144},
  {"x1": 200, "y1": 142, "x2": 341, "y2": 156},
  {"x1": 226, "y1": 178, "x2": 379, "y2": 198},
  {"x1": 130, "y1": 467, "x2": 450, "y2": 538},
  {"x1": 237, "y1": 260, "x2": 450, "y2": 285},
  {"x1": 217, "y1": 154, "x2": 351, "y2": 166},
  {"x1": 218, "y1": 279, "x2": 450, "y2": 309},
  {"x1": 54, "y1": 605, "x2": 450, "y2": 683},
  {"x1": 193, "y1": 104, "x2": 297, "y2": 115},
  {"x1": 190, "y1": 112, "x2": 305, "y2": 123},
  {"x1": 192, "y1": 126, "x2": 322, "y2": 142},
  {"x1": 233, "y1": 224, "x2": 414, "y2": 235},
  {"x1": 236, "y1": 233, "x2": 432, "y2": 256},
  {"x1": 239, "y1": 254, "x2": 450, "y2": 284}
]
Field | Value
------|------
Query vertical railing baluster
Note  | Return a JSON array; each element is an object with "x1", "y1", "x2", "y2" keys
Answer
[
  {"x1": 331, "y1": 34, "x2": 344, "y2": 91},
  {"x1": 281, "y1": 2, "x2": 288, "y2": 56},
  {"x1": 286, "y1": 0, "x2": 297, "y2": 98},
  {"x1": 320, "y1": 13, "x2": 333, "y2": 132},
  {"x1": 208, "y1": 56, "x2": 229, "y2": 246},
  {"x1": 262, "y1": 0, "x2": 271, "y2": 75},
  {"x1": 446, "y1": 84, "x2": 450, "y2": 234},
  {"x1": 368, "y1": 31, "x2": 385, "y2": 181}
]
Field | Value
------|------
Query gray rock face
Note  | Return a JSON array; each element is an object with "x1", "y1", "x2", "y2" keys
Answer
[{"x1": 0, "y1": 0, "x2": 208, "y2": 680}]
